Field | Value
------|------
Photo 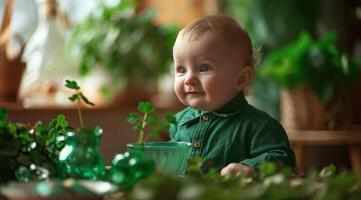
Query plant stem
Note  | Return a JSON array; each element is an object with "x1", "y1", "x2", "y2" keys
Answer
[
  {"x1": 138, "y1": 112, "x2": 148, "y2": 143},
  {"x1": 77, "y1": 91, "x2": 84, "y2": 127}
]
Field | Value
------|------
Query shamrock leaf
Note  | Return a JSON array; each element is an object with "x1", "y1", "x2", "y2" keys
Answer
[
  {"x1": 65, "y1": 80, "x2": 80, "y2": 90},
  {"x1": 138, "y1": 102, "x2": 155, "y2": 113}
]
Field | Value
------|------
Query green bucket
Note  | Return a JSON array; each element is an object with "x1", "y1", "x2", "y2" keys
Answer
[{"x1": 127, "y1": 142, "x2": 191, "y2": 175}]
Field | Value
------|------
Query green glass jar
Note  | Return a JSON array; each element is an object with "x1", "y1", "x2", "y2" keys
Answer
[
  {"x1": 127, "y1": 142, "x2": 191, "y2": 175},
  {"x1": 58, "y1": 127, "x2": 106, "y2": 180},
  {"x1": 108, "y1": 152, "x2": 155, "y2": 188}
]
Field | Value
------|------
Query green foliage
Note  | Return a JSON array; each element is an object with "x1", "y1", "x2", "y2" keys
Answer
[
  {"x1": 0, "y1": 107, "x2": 8, "y2": 121},
  {"x1": 68, "y1": 0, "x2": 178, "y2": 90},
  {"x1": 222, "y1": 0, "x2": 356, "y2": 119},
  {"x1": 0, "y1": 108, "x2": 71, "y2": 181},
  {"x1": 125, "y1": 161, "x2": 361, "y2": 200},
  {"x1": 259, "y1": 32, "x2": 360, "y2": 103},
  {"x1": 65, "y1": 79, "x2": 94, "y2": 127},
  {"x1": 65, "y1": 80, "x2": 94, "y2": 106},
  {"x1": 127, "y1": 102, "x2": 175, "y2": 143}
]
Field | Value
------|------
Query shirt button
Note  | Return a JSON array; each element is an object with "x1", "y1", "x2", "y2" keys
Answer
[
  {"x1": 202, "y1": 114, "x2": 209, "y2": 121},
  {"x1": 193, "y1": 141, "x2": 201, "y2": 148}
]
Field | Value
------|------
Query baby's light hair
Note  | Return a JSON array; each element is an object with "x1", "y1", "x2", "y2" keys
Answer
[
  {"x1": 252, "y1": 46, "x2": 262, "y2": 68},
  {"x1": 179, "y1": 15, "x2": 254, "y2": 68}
]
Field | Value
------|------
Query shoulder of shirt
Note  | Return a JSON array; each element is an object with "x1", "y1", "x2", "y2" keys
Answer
[
  {"x1": 175, "y1": 107, "x2": 193, "y2": 117},
  {"x1": 241, "y1": 103, "x2": 281, "y2": 128}
]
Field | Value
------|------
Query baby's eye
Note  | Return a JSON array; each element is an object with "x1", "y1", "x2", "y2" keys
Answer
[
  {"x1": 176, "y1": 66, "x2": 186, "y2": 74},
  {"x1": 199, "y1": 64, "x2": 210, "y2": 72}
]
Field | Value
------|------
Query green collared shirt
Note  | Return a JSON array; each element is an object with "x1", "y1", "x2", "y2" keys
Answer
[{"x1": 170, "y1": 94, "x2": 295, "y2": 171}]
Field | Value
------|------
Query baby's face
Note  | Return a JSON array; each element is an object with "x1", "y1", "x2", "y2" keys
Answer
[{"x1": 173, "y1": 34, "x2": 243, "y2": 111}]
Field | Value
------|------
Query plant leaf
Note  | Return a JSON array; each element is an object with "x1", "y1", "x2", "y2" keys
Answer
[
  {"x1": 138, "y1": 102, "x2": 155, "y2": 113},
  {"x1": 0, "y1": 107, "x2": 8, "y2": 122},
  {"x1": 68, "y1": 94, "x2": 79, "y2": 102},
  {"x1": 166, "y1": 113, "x2": 176, "y2": 124},
  {"x1": 147, "y1": 114, "x2": 158, "y2": 125},
  {"x1": 79, "y1": 92, "x2": 95, "y2": 106},
  {"x1": 128, "y1": 112, "x2": 139, "y2": 124},
  {"x1": 320, "y1": 164, "x2": 336, "y2": 178},
  {"x1": 56, "y1": 114, "x2": 68, "y2": 128},
  {"x1": 65, "y1": 80, "x2": 80, "y2": 90},
  {"x1": 259, "y1": 161, "x2": 277, "y2": 176}
]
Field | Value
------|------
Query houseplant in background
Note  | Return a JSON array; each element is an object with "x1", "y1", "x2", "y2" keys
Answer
[
  {"x1": 259, "y1": 31, "x2": 360, "y2": 130},
  {"x1": 67, "y1": 0, "x2": 178, "y2": 106},
  {"x1": 222, "y1": 0, "x2": 361, "y2": 120}
]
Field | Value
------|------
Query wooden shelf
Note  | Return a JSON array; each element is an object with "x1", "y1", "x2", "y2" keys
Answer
[
  {"x1": 287, "y1": 129, "x2": 361, "y2": 145},
  {"x1": 287, "y1": 129, "x2": 361, "y2": 178}
]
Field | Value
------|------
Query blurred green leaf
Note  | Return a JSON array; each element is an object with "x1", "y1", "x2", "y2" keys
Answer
[
  {"x1": 79, "y1": 92, "x2": 95, "y2": 106},
  {"x1": 128, "y1": 112, "x2": 139, "y2": 124},
  {"x1": 138, "y1": 102, "x2": 155, "y2": 113},
  {"x1": 56, "y1": 114, "x2": 68, "y2": 128},
  {"x1": 319, "y1": 164, "x2": 336, "y2": 178},
  {"x1": 68, "y1": 94, "x2": 79, "y2": 102},
  {"x1": 65, "y1": 80, "x2": 80, "y2": 90},
  {"x1": 166, "y1": 113, "x2": 176, "y2": 124},
  {"x1": 0, "y1": 107, "x2": 8, "y2": 122},
  {"x1": 259, "y1": 31, "x2": 360, "y2": 103}
]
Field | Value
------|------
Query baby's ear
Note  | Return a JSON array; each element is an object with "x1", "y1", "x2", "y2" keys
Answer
[{"x1": 236, "y1": 66, "x2": 253, "y2": 91}]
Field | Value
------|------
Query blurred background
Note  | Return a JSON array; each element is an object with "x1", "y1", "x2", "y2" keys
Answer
[{"x1": 1, "y1": 0, "x2": 361, "y2": 173}]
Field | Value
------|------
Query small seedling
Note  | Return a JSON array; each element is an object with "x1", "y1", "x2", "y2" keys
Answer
[
  {"x1": 65, "y1": 80, "x2": 95, "y2": 127},
  {"x1": 127, "y1": 102, "x2": 176, "y2": 144}
]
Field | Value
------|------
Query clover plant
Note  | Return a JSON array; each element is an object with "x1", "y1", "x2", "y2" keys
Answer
[
  {"x1": 65, "y1": 80, "x2": 95, "y2": 127},
  {"x1": 0, "y1": 107, "x2": 70, "y2": 181},
  {"x1": 127, "y1": 102, "x2": 176, "y2": 143}
]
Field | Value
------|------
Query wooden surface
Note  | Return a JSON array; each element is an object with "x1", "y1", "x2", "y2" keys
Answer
[
  {"x1": 287, "y1": 129, "x2": 361, "y2": 178},
  {"x1": 287, "y1": 129, "x2": 361, "y2": 145}
]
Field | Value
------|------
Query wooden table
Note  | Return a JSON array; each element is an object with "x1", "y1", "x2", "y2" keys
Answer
[{"x1": 287, "y1": 129, "x2": 361, "y2": 177}]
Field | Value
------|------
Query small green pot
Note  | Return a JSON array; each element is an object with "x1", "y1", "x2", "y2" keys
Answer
[{"x1": 127, "y1": 142, "x2": 191, "y2": 175}]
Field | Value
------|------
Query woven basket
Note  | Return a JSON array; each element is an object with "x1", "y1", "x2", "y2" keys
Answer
[{"x1": 281, "y1": 86, "x2": 352, "y2": 130}]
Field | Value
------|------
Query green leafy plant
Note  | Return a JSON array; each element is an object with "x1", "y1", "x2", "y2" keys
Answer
[
  {"x1": 58, "y1": 80, "x2": 106, "y2": 180},
  {"x1": 125, "y1": 161, "x2": 361, "y2": 200},
  {"x1": 259, "y1": 31, "x2": 360, "y2": 103},
  {"x1": 127, "y1": 102, "x2": 176, "y2": 143},
  {"x1": 65, "y1": 79, "x2": 95, "y2": 127},
  {"x1": 68, "y1": 0, "x2": 178, "y2": 93},
  {"x1": 0, "y1": 108, "x2": 70, "y2": 181},
  {"x1": 222, "y1": 1, "x2": 358, "y2": 119}
]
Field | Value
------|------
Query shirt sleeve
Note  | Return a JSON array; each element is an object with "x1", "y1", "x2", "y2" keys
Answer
[{"x1": 240, "y1": 119, "x2": 295, "y2": 170}]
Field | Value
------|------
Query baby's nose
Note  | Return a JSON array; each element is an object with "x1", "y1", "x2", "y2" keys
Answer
[{"x1": 184, "y1": 72, "x2": 198, "y2": 85}]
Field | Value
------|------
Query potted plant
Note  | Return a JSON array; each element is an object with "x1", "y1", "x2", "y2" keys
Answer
[
  {"x1": 106, "y1": 102, "x2": 191, "y2": 189},
  {"x1": 0, "y1": 0, "x2": 26, "y2": 102},
  {"x1": 67, "y1": 0, "x2": 178, "y2": 105},
  {"x1": 57, "y1": 80, "x2": 106, "y2": 180},
  {"x1": 126, "y1": 102, "x2": 191, "y2": 175},
  {"x1": 259, "y1": 31, "x2": 360, "y2": 130}
]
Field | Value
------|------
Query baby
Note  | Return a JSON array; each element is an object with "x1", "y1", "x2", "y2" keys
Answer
[{"x1": 169, "y1": 15, "x2": 295, "y2": 176}]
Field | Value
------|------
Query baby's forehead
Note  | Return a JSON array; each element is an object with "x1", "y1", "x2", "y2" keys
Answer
[
  {"x1": 175, "y1": 31, "x2": 252, "y2": 67},
  {"x1": 179, "y1": 30, "x2": 249, "y2": 53}
]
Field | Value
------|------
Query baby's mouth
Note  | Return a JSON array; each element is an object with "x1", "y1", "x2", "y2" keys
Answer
[{"x1": 186, "y1": 91, "x2": 204, "y2": 95}]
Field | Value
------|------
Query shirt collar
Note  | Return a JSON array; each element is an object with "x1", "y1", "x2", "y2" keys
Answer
[
  {"x1": 213, "y1": 92, "x2": 248, "y2": 116},
  {"x1": 178, "y1": 93, "x2": 248, "y2": 125}
]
